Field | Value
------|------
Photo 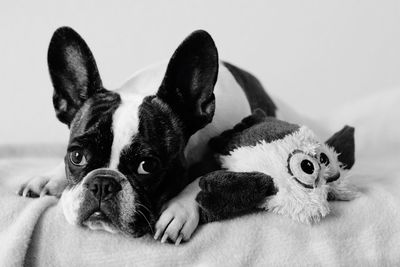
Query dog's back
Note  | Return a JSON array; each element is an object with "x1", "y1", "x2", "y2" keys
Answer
[{"x1": 118, "y1": 61, "x2": 276, "y2": 167}]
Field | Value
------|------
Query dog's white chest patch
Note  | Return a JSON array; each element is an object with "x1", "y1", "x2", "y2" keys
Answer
[{"x1": 109, "y1": 93, "x2": 143, "y2": 169}]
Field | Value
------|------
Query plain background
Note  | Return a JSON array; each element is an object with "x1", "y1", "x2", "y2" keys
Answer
[{"x1": 0, "y1": 0, "x2": 399, "y2": 145}]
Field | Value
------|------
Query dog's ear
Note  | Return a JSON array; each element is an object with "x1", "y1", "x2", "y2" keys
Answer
[
  {"x1": 326, "y1": 126, "x2": 355, "y2": 169},
  {"x1": 157, "y1": 30, "x2": 219, "y2": 135},
  {"x1": 48, "y1": 27, "x2": 104, "y2": 126}
]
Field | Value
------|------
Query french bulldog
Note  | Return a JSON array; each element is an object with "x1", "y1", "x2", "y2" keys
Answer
[{"x1": 18, "y1": 27, "x2": 277, "y2": 244}]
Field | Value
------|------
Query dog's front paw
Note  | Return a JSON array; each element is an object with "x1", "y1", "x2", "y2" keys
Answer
[
  {"x1": 18, "y1": 175, "x2": 67, "y2": 198},
  {"x1": 154, "y1": 197, "x2": 199, "y2": 245}
]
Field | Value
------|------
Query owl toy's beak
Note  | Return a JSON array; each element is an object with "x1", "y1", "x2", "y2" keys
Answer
[{"x1": 326, "y1": 172, "x2": 340, "y2": 183}]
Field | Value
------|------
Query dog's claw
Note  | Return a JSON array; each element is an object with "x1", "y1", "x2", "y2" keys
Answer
[
  {"x1": 154, "y1": 229, "x2": 161, "y2": 240},
  {"x1": 175, "y1": 234, "x2": 183, "y2": 246},
  {"x1": 16, "y1": 186, "x2": 25, "y2": 196},
  {"x1": 161, "y1": 233, "x2": 168, "y2": 243},
  {"x1": 40, "y1": 188, "x2": 49, "y2": 198}
]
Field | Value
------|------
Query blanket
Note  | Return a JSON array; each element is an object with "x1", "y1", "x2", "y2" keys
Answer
[{"x1": 0, "y1": 89, "x2": 399, "y2": 266}]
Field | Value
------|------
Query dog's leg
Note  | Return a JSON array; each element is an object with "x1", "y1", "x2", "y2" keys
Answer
[
  {"x1": 17, "y1": 161, "x2": 67, "y2": 198},
  {"x1": 154, "y1": 178, "x2": 201, "y2": 245},
  {"x1": 196, "y1": 171, "x2": 276, "y2": 222}
]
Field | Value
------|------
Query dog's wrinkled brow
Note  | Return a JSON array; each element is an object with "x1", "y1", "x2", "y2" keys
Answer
[{"x1": 68, "y1": 133, "x2": 97, "y2": 149}]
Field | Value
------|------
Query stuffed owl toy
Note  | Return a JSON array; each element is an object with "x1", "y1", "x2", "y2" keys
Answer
[{"x1": 196, "y1": 109, "x2": 357, "y2": 224}]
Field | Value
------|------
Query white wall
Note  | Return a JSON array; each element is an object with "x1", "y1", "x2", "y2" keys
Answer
[{"x1": 1, "y1": 0, "x2": 399, "y2": 145}]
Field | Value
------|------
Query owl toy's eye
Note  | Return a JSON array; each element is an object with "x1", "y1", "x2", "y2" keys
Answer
[
  {"x1": 301, "y1": 159, "x2": 314, "y2": 174},
  {"x1": 320, "y1": 152, "x2": 330, "y2": 165},
  {"x1": 288, "y1": 150, "x2": 320, "y2": 189}
]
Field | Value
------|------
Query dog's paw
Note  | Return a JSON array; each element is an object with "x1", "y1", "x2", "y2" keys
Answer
[
  {"x1": 17, "y1": 175, "x2": 67, "y2": 198},
  {"x1": 154, "y1": 196, "x2": 199, "y2": 245}
]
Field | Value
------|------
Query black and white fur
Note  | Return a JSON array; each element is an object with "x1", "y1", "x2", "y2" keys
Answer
[{"x1": 18, "y1": 27, "x2": 277, "y2": 243}]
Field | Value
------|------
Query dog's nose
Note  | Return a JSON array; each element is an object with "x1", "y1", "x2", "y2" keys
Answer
[{"x1": 87, "y1": 177, "x2": 122, "y2": 201}]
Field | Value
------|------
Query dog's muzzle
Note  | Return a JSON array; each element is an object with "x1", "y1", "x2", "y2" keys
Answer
[{"x1": 60, "y1": 168, "x2": 153, "y2": 236}]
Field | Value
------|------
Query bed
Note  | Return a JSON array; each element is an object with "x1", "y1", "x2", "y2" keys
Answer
[{"x1": 1, "y1": 89, "x2": 399, "y2": 266}]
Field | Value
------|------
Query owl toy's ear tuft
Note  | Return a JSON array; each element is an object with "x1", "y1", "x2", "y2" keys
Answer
[
  {"x1": 325, "y1": 126, "x2": 355, "y2": 169},
  {"x1": 239, "y1": 109, "x2": 267, "y2": 128}
]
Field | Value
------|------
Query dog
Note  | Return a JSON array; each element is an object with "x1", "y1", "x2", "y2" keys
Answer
[{"x1": 18, "y1": 27, "x2": 277, "y2": 244}]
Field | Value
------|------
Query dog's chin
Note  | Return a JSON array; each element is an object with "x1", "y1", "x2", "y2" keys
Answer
[
  {"x1": 76, "y1": 205, "x2": 149, "y2": 237},
  {"x1": 76, "y1": 207, "x2": 149, "y2": 237},
  {"x1": 82, "y1": 210, "x2": 120, "y2": 234}
]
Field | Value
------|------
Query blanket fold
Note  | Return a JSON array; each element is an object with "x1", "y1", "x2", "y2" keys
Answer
[{"x1": 0, "y1": 192, "x2": 57, "y2": 267}]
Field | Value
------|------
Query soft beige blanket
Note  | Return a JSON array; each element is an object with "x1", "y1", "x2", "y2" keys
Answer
[{"x1": 0, "y1": 89, "x2": 399, "y2": 266}]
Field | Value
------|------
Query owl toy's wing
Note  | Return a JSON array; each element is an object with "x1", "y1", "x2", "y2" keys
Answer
[
  {"x1": 209, "y1": 109, "x2": 267, "y2": 155},
  {"x1": 196, "y1": 170, "x2": 276, "y2": 223}
]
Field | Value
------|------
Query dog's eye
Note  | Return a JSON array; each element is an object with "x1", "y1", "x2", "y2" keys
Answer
[
  {"x1": 69, "y1": 150, "x2": 87, "y2": 166},
  {"x1": 320, "y1": 153, "x2": 330, "y2": 165},
  {"x1": 137, "y1": 159, "x2": 159, "y2": 175}
]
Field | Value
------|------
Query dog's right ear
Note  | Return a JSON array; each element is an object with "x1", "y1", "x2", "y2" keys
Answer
[{"x1": 48, "y1": 27, "x2": 104, "y2": 126}]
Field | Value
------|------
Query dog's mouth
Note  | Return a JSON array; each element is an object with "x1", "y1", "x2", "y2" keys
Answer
[
  {"x1": 85, "y1": 209, "x2": 112, "y2": 223},
  {"x1": 81, "y1": 208, "x2": 120, "y2": 233}
]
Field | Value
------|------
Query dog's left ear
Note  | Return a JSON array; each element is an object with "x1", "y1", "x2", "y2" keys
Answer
[
  {"x1": 325, "y1": 126, "x2": 355, "y2": 169},
  {"x1": 157, "y1": 30, "x2": 219, "y2": 135}
]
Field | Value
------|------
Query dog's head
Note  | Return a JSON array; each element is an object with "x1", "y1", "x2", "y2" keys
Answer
[{"x1": 48, "y1": 27, "x2": 218, "y2": 237}]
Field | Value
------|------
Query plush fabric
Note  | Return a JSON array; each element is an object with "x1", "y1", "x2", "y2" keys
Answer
[{"x1": 0, "y1": 89, "x2": 399, "y2": 266}]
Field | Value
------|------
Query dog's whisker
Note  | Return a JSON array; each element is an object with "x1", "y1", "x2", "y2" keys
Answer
[
  {"x1": 135, "y1": 209, "x2": 154, "y2": 235},
  {"x1": 136, "y1": 202, "x2": 152, "y2": 215}
]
